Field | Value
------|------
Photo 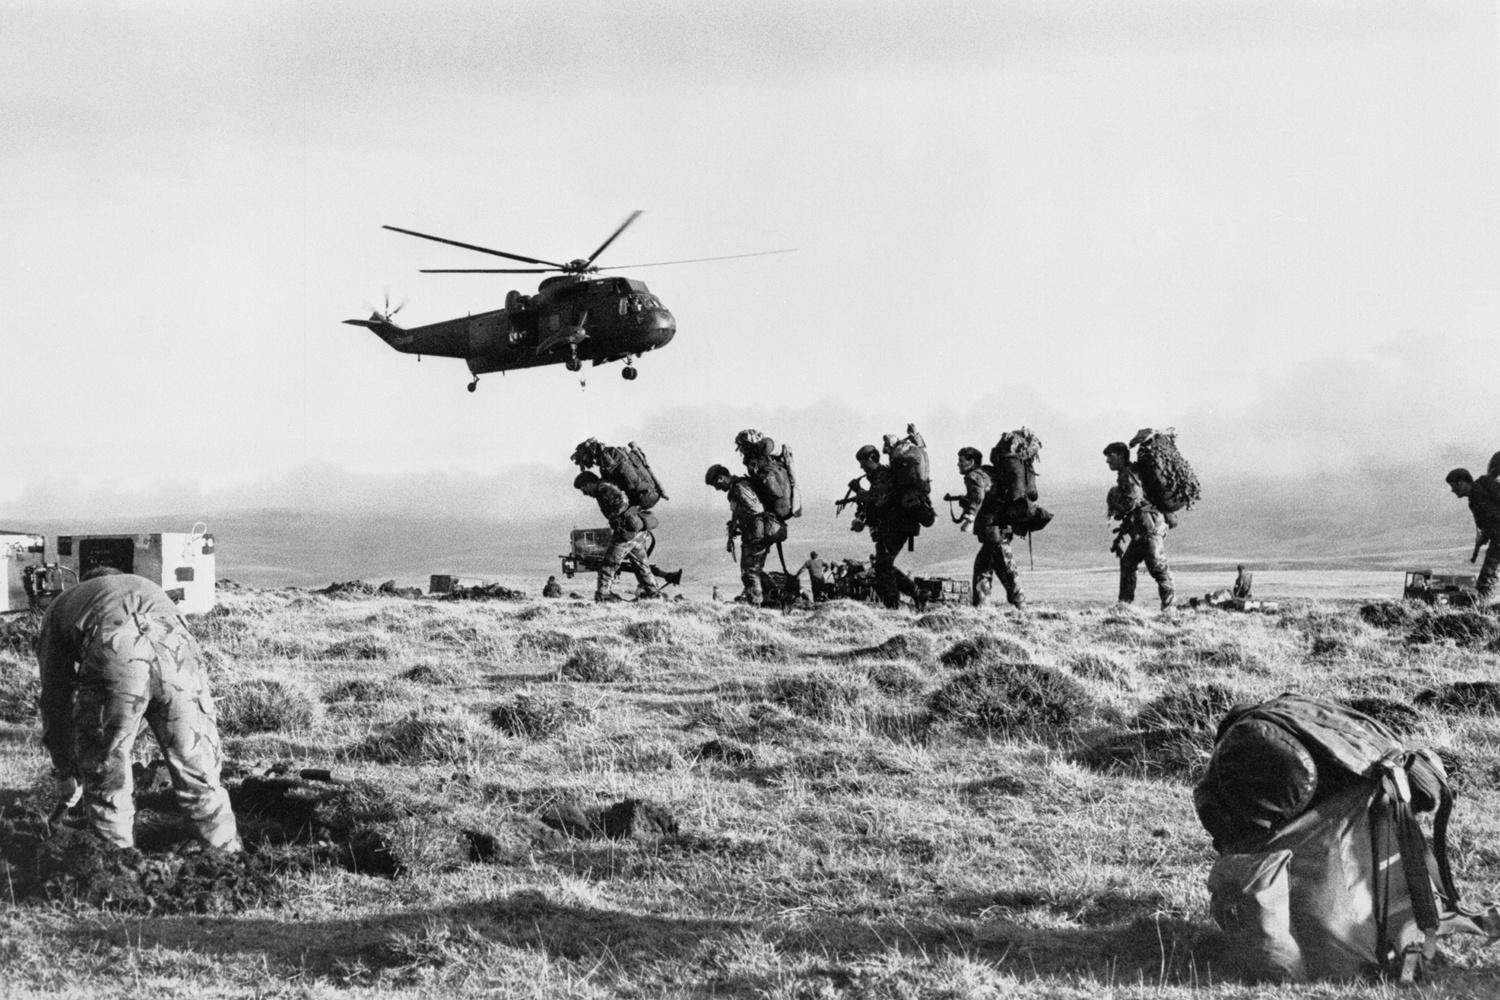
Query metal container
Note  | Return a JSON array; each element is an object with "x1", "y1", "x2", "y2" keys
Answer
[{"x1": 55, "y1": 528, "x2": 217, "y2": 613}]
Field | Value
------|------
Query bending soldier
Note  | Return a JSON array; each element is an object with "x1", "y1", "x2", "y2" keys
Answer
[
  {"x1": 1104, "y1": 441, "x2": 1175, "y2": 610},
  {"x1": 796, "y1": 551, "x2": 830, "y2": 602},
  {"x1": 574, "y1": 472, "x2": 660, "y2": 603},
  {"x1": 957, "y1": 446, "x2": 1025, "y2": 608},
  {"x1": 1446, "y1": 467, "x2": 1500, "y2": 605},
  {"x1": 36, "y1": 568, "x2": 241, "y2": 852},
  {"x1": 850, "y1": 444, "x2": 925, "y2": 611},
  {"x1": 707, "y1": 463, "x2": 785, "y2": 605}
]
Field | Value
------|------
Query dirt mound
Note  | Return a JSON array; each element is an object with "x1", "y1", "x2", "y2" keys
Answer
[
  {"x1": 1408, "y1": 611, "x2": 1499, "y2": 647},
  {"x1": 537, "y1": 798, "x2": 680, "y2": 840},
  {"x1": 1414, "y1": 681, "x2": 1500, "y2": 716},
  {"x1": 438, "y1": 583, "x2": 526, "y2": 602},
  {"x1": 0, "y1": 763, "x2": 407, "y2": 913},
  {"x1": 1359, "y1": 602, "x2": 1414, "y2": 630}
]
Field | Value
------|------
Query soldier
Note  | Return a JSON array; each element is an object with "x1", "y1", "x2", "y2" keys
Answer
[
  {"x1": 796, "y1": 550, "x2": 830, "y2": 602},
  {"x1": 955, "y1": 446, "x2": 1025, "y2": 608},
  {"x1": 706, "y1": 463, "x2": 785, "y2": 605},
  {"x1": 36, "y1": 568, "x2": 241, "y2": 852},
  {"x1": 1446, "y1": 467, "x2": 1500, "y2": 605},
  {"x1": 574, "y1": 472, "x2": 660, "y2": 603},
  {"x1": 1104, "y1": 441, "x2": 1175, "y2": 610},
  {"x1": 850, "y1": 444, "x2": 925, "y2": 611},
  {"x1": 542, "y1": 575, "x2": 563, "y2": 598}
]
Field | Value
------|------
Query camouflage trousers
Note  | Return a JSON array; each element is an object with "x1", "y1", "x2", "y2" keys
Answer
[
  {"x1": 739, "y1": 541, "x2": 770, "y2": 604},
  {"x1": 1479, "y1": 542, "x2": 1500, "y2": 601},
  {"x1": 597, "y1": 531, "x2": 656, "y2": 599},
  {"x1": 973, "y1": 528, "x2": 1024, "y2": 607},
  {"x1": 73, "y1": 610, "x2": 240, "y2": 851},
  {"x1": 1119, "y1": 531, "x2": 1175, "y2": 609},
  {"x1": 873, "y1": 520, "x2": 919, "y2": 610}
]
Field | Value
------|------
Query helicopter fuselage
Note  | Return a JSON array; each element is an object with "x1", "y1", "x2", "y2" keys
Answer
[{"x1": 346, "y1": 274, "x2": 676, "y2": 378}]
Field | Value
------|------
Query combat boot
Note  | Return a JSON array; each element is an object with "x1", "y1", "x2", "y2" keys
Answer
[{"x1": 595, "y1": 592, "x2": 624, "y2": 604}]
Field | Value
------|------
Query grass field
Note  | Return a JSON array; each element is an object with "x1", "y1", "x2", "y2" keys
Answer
[{"x1": 3, "y1": 585, "x2": 1500, "y2": 999}]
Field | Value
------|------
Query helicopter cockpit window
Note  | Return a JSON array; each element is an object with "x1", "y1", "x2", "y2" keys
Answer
[{"x1": 618, "y1": 297, "x2": 627, "y2": 316}]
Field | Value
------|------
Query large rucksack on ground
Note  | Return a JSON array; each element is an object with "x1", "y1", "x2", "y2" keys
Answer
[
  {"x1": 1129, "y1": 427, "x2": 1199, "y2": 527},
  {"x1": 983, "y1": 429, "x2": 1052, "y2": 537},
  {"x1": 599, "y1": 442, "x2": 666, "y2": 510},
  {"x1": 1195, "y1": 695, "x2": 1500, "y2": 983}
]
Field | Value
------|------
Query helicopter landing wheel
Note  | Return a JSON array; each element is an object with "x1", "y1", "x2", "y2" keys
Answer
[
  {"x1": 467, "y1": 376, "x2": 479, "y2": 393},
  {"x1": 565, "y1": 357, "x2": 582, "y2": 373},
  {"x1": 621, "y1": 365, "x2": 638, "y2": 381}
]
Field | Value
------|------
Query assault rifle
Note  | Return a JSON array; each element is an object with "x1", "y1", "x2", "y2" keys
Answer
[
  {"x1": 725, "y1": 519, "x2": 738, "y2": 559},
  {"x1": 1110, "y1": 522, "x2": 1129, "y2": 559},
  {"x1": 942, "y1": 492, "x2": 966, "y2": 524},
  {"x1": 834, "y1": 478, "x2": 869, "y2": 531}
]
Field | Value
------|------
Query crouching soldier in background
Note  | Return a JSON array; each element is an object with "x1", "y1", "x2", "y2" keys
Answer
[
  {"x1": 707, "y1": 463, "x2": 786, "y2": 605},
  {"x1": 954, "y1": 446, "x2": 1025, "y2": 608},
  {"x1": 1104, "y1": 441, "x2": 1175, "y2": 610},
  {"x1": 574, "y1": 472, "x2": 661, "y2": 603},
  {"x1": 36, "y1": 567, "x2": 241, "y2": 852},
  {"x1": 1446, "y1": 466, "x2": 1500, "y2": 605}
]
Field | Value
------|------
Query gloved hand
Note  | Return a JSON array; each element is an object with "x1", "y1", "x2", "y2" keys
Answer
[
  {"x1": 49, "y1": 774, "x2": 81, "y2": 825},
  {"x1": 959, "y1": 517, "x2": 974, "y2": 534}
]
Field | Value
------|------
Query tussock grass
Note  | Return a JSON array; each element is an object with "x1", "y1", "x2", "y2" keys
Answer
[
  {"x1": 216, "y1": 677, "x2": 319, "y2": 736},
  {"x1": 352, "y1": 707, "x2": 494, "y2": 765},
  {"x1": 319, "y1": 634, "x2": 394, "y2": 660},
  {"x1": 11, "y1": 587, "x2": 1500, "y2": 999},
  {"x1": 559, "y1": 641, "x2": 636, "y2": 682},
  {"x1": 927, "y1": 660, "x2": 1095, "y2": 734},
  {"x1": 938, "y1": 633, "x2": 1035, "y2": 668},
  {"x1": 397, "y1": 661, "x2": 469, "y2": 686},
  {"x1": 0, "y1": 612, "x2": 41, "y2": 657},
  {"x1": 0, "y1": 658, "x2": 39, "y2": 722},
  {"x1": 488, "y1": 692, "x2": 592, "y2": 739}
]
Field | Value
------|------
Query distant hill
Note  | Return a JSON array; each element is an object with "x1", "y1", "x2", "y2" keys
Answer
[{"x1": 8, "y1": 467, "x2": 1472, "y2": 593}]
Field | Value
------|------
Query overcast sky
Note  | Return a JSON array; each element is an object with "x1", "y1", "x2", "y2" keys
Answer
[{"x1": 3, "y1": 1, "x2": 1497, "y2": 520}]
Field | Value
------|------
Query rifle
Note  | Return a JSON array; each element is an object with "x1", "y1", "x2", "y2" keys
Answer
[
  {"x1": 1110, "y1": 522, "x2": 1129, "y2": 559},
  {"x1": 725, "y1": 519, "x2": 738, "y2": 560},
  {"x1": 834, "y1": 482, "x2": 861, "y2": 515},
  {"x1": 942, "y1": 492, "x2": 965, "y2": 524}
]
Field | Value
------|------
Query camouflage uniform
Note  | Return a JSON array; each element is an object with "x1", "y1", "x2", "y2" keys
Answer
[
  {"x1": 966, "y1": 462, "x2": 1025, "y2": 608},
  {"x1": 1110, "y1": 466, "x2": 1175, "y2": 609},
  {"x1": 1468, "y1": 473, "x2": 1500, "y2": 601},
  {"x1": 592, "y1": 481, "x2": 657, "y2": 600},
  {"x1": 36, "y1": 573, "x2": 240, "y2": 851},
  {"x1": 855, "y1": 465, "x2": 922, "y2": 610},
  {"x1": 726, "y1": 478, "x2": 778, "y2": 604}
]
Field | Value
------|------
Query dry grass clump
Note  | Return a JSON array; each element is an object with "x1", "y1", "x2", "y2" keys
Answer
[
  {"x1": 352, "y1": 708, "x2": 492, "y2": 765},
  {"x1": 487, "y1": 692, "x2": 592, "y2": 740},
  {"x1": 323, "y1": 678, "x2": 401, "y2": 704},
  {"x1": 319, "y1": 635, "x2": 394, "y2": 661},
  {"x1": 846, "y1": 632, "x2": 936, "y2": 662},
  {"x1": 1067, "y1": 648, "x2": 1131, "y2": 685},
  {"x1": 863, "y1": 660, "x2": 926, "y2": 697},
  {"x1": 765, "y1": 673, "x2": 865, "y2": 722},
  {"x1": 1133, "y1": 681, "x2": 1244, "y2": 734},
  {"x1": 1360, "y1": 601, "x2": 1416, "y2": 630},
  {"x1": 1408, "y1": 611, "x2": 1499, "y2": 648},
  {"x1": 397, "y1": 661, "x2": 469, "y2": 686},
  {"x1": 1074, "y1": 682, "x2": 1243, "y2": 778},
  {"x1": 216, "y1": 678, "x2": 320, "y2": 736},
  {"x1": 0, "y1": 658, "x2": 39, "y2": 723},
  {"x1": 0, "y1": 613, "x2": 41, "y2": 658},
  {"x1": 559, "y1": 641, "x2": 636, "y2": 683},
  {"x1": 797, "y1": 600, "x2": 886, "y2": 638},
  {"x1": 1345, "y1": 695, "x2": 1425, "y2": 735},
  {"x1": 926, "y1": 660, "x2": 1095, "y2": 735},
  {"x1": 913, "y1": 608, "x2": 968, "y2": 632},
  {"x1": 1415, "y1": 681, "x2": 1500, "y2": 716},
  {"x1": 515, "y1": 629, "x2": 577, "y2": 657},
  {"x1": 938, "y1": 633, "x2": 1034, "y2": 669}
]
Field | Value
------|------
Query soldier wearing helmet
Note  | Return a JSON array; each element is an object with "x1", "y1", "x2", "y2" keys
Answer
[
  {"x1": 848, "y1": 441, "x2": 925, "y2": 611},
  {"x1": 707, "y1": 462, "x2": 783, "y2": 605},
  {"x1": 574, "y1": 471, "x2": 660, "y2": 603}
]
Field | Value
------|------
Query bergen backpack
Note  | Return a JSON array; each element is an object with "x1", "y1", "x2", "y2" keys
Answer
[
  {"x1": 750, "y1": 443, "x2": 801, "y2": 520},
  {"x1": 1128, "y1": 427, "x2": 1199, "y2": 528},
  {"x1": 984, "y1": 429, "x2": 1051, "y2": 537},
  {"x1": 599, "y1": 442, "x2": 667, "y2": 511},
  {"x1": 1196, "y1": 694, "x2": 1500, "y2": 983},
  {"x1": 887, "y1": 427, "x2": 936, "y2": 529}
]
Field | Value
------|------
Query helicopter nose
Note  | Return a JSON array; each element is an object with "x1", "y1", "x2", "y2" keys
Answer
[{"x1": 646, "y1": 308, "x2": 676, "y2": 346}]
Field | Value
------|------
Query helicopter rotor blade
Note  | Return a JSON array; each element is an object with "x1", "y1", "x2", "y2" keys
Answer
[
  {"x1": 382, "y1": 225, "x2": 567, "y2": 269},
  {"x1": 596, "y1": 248, "x2": 799, "y2": 269},
  {"x1": 419, "y1": 267, "x2": 556, "y2": 274},
  {"x1": 582, "y1": 210, "x2": 643, "y2": 268}
]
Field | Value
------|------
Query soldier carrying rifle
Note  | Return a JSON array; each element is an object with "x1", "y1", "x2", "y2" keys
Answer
[{"x1": 1104, "y1": 441, "x2": 1175, "y2": 611}]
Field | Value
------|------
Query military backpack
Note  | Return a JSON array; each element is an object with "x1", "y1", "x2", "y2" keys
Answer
[
  {"x1": 1196, "y1": 694, "x2": 1500, "y2": 983},
  {"x1": 598, "y1": 442, "x2": 667, "y2": 511},
  {"x1": 1128, "y1": 427, "x2": 1199, "y2": 527}
]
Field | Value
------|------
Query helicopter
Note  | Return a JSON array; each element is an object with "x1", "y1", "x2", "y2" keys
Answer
[{"x1": 344, "y1": 211, "x2": 790, "y2": 391}]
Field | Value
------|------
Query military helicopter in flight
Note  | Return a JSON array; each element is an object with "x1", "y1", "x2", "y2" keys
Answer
[{"x1": 345, "y1": 211, "x2": 790, "y2": 391}]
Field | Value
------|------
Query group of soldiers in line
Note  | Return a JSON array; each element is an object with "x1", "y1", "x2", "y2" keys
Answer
[{"x1": 567, "y1": 426, "x2": 1185, "y2": 610}]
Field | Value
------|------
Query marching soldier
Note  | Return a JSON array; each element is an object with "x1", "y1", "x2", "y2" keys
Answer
[
  {"x1": 954, "y1": 445, "x2": 1025, "y2": 608},
  {"x1": 849, "y1": 444, "x2": 925, "y2": 611},
  {"x1": 1446, "y1": 466, "x2": 1500, "y2": 605},
  {"x1": 707, "y1": 463, "x2": 785, "y2": 605},
  {"x1": 1104, "y1": 441, "x2": 1175, "y2": 610},
  {"x1": 574, "y1": 472, "x2": 660, "y2": 603}
]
